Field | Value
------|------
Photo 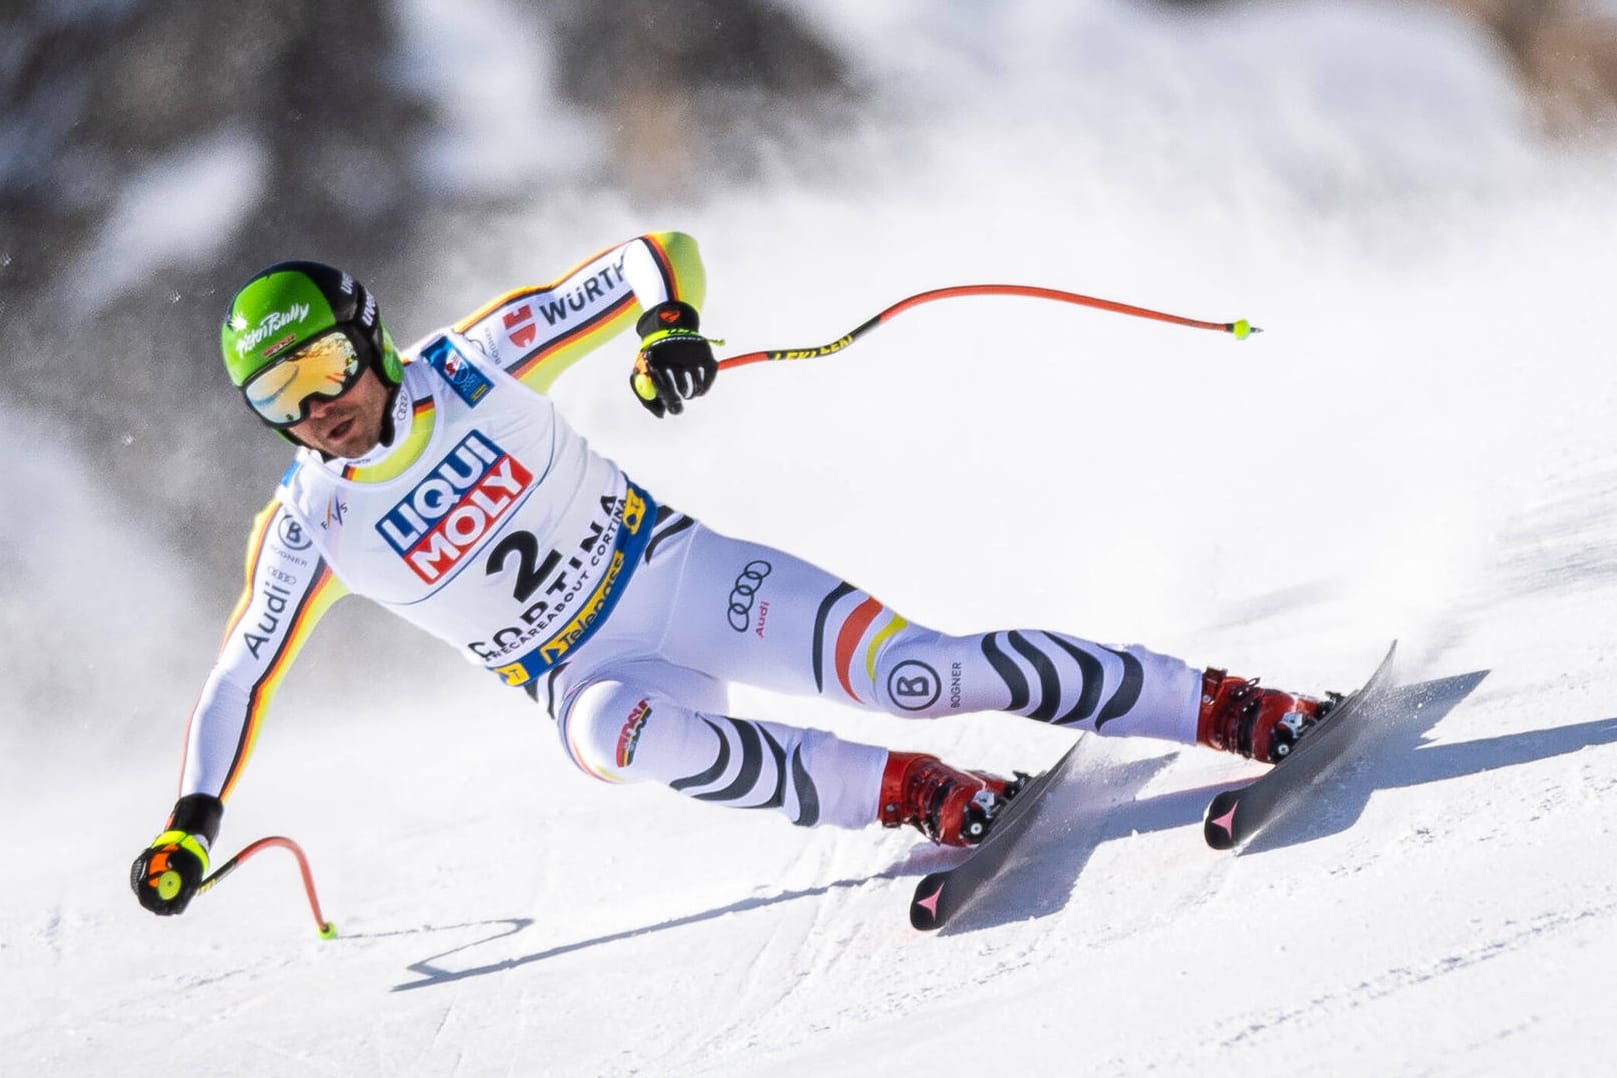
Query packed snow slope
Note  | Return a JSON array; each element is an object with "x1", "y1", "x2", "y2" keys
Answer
[{"x1": 8, "y1": 2, "x2": 1617, "y2": 1075}]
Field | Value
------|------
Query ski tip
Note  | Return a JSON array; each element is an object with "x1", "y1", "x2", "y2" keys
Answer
[
  {"x1": 910, "y1": 874, "x2": 947, "y2": 931},
  {"x1": 1203, "y1": 790, "x2": 1241, "y2": 851}
]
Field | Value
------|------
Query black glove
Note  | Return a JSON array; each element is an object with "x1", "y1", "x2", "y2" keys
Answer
[
  {"x1": 630, "y1": 301, "x2": 718, "y2": 417},
  {"x1": 130, "y1": 793, "x2": 223, "y2": 916}
]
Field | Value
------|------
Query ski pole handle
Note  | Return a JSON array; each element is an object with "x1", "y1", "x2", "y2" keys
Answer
[
  {"x1": 197, "y1": 835, "x2": 336, "y2": 939},
  {"x1": 716, "y1": 283, "x2": 1259, "y2": 372}
]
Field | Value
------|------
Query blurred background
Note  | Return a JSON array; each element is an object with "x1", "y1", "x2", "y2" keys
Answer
[
  {"x1": 3, "y1": 0, "x2": 1616, "y2": 767},
  {"x1": 10, "y1": 8, "x2": 1617, "y2": 1072}
]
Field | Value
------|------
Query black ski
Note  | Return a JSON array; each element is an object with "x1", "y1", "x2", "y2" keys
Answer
[
  {"x1": 1203, "y1": 642, "x2": 1400, "y2": 850},
  {"x1": 909, "y1": 737, "x2": 1086, "y2": 931}
]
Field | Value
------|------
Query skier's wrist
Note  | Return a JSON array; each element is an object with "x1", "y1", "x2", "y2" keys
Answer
[
  {"x1": 630, "y1": 302, "x2": 720, "y2": 418},
  {"x1": 167, "y1": 792, "x2": 224, "y2": 846}
]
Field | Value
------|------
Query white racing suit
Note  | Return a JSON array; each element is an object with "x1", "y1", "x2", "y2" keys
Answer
[{"x1": 179, "y1": 231, "x2": 1203, "y2": 831}]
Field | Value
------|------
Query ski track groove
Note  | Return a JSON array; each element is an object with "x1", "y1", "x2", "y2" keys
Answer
[
  {"x1": 369, "y1": 1025, "x2": 387, "y2": 1078},
  {"x1": 674, "y1": 834, "x2": 1035, "y2": 1075},
  {"x1": 42, "y1": 910, "x2": 64, "y2": 960},
  {"x1": 669, "y1": 838, "x2": 853, "y2": 1073},
  {"x1": 238, "y1": 1030, "x2": 352, "y2": 1078},
  {"x1": 1212, "y1": 899, "x2": 1617, "y2": 1052},
  {"x1": 428, "y1": 995, "x2": 456, "y2": 1053},
  {"x1": 509, "y1": 984, "x2": 533, "y2": 1078}
]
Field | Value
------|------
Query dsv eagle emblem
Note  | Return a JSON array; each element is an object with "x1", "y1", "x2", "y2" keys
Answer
[{"x1": 727, "y1": 560, "x2": 772, "y2": 631}]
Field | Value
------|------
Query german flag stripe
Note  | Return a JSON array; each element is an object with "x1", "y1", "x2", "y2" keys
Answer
[
  {"x1": 642, "y1": 233, "x2": 678, "y2": 299},
  {"x1": 179, "y1": 504, "x2": 279, "y2": 794},
  {"x1": 865, "y1": 613, "x2": 909, "y2": 684},
  {"x1": 219, "y1": 563, "x2": 345, "y2": 801},
  {"x1": 507, "y1": 291, "x2": 638, "y2": 386},
  {"x1": 450, "y1": 239, "x2": 628, "y2": 334},
  {"x1": 811, "y1": 583, "x2": 857, "y2": 692},
  {"x1": 345, "y1": 395, "x2": 436, "y2": 483},
  {"x1": 644, "y1": 232, "x2": 705, "y2": 307},
  {"x1": 559, "y1": 705, "x2": 624, "y2": 784},
  {"x1": 217, "y1": 504, "x2": 281, "y2": 648},
  {"x1": 834, "y1": 598, "x2": 885, "y2": 703}
]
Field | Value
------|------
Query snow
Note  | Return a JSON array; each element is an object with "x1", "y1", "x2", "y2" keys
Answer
[{"x1": 9, "y1": 2, "x2": 1617, "y2": 1075}]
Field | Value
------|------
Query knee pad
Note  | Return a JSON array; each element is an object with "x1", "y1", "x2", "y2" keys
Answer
[{"x1": 557, "y1": 680, "x2": 654, "y2": 783}]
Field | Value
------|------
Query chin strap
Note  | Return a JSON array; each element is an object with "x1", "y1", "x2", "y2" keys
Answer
[{"x1": 376, "y1": 381, "x2": 402, "y2": 448}]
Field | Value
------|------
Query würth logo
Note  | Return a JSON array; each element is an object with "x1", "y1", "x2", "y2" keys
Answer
[{"x1": 376, "y1": 432, "x2": 533, "y2": 583}]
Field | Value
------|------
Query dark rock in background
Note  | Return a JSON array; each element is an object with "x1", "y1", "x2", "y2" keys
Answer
[
  {"x1": 1153, "y1": 0, "x2": 1617, "y2": 134},
  {"x1": 0, "y1": 0, "x2": 859, "y2": 582},
  {"x1": 3, "y1": 0, "x2": 1610, "y2": 586}
]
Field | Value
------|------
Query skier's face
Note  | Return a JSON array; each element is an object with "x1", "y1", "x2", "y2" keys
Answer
[{"x1": 287, "y1": 366, "x2": 390, "y2": 458}]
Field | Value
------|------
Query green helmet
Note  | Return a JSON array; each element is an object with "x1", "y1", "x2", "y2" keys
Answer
[{"x1": 221, "y1": 260, "x2": 403, "y2": 429}]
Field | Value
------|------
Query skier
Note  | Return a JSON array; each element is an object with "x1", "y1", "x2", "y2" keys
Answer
[{"x1": 131, "y1": 232, "x2": 1328, "y2": 916}]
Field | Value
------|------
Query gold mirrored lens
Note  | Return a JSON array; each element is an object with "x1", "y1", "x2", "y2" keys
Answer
[{"x1": 244, "y1": 332, "x2": 362, "y2": 425}]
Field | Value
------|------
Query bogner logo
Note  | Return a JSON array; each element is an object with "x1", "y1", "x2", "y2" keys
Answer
[{"x1": 376, "y1": 432, "x2": 533, "y2": 583}]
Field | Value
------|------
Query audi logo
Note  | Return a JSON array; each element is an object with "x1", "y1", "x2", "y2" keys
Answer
[{"x1": 727, "y1": 560, "x2": 772, "y2": 631}]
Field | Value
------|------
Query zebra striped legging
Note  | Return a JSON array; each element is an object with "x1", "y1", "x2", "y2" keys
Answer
[{"x1": 531, "y1": 508, "x2": 1203, "y2": 830}]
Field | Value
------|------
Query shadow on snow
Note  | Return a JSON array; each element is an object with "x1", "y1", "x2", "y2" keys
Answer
[
  {"x1": 384, "y1": 869, "x2": 924, "y2": 991},
  {"x1": 385, "y1": 667, "x2": 1617, "y2": 977},
  {"x1": 942, "y1": 668, "x2": 1617, "y2": 931}
]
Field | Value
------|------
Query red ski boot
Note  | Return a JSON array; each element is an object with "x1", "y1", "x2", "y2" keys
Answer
[
  {"x1": 878, "y1": 752, "x2": 1023, "y2": 846},
  {"x1": 1197, "y1": 668, "x2": 1334, "y2": 764}
]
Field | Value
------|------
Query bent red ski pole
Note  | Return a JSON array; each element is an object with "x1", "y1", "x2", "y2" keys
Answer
[
  {"x1": 716, "y1": 283, "x2": 1259, "y2": 371},
  {"x1": 197, "y1": 835, "x2": 336, "y2": 939}
]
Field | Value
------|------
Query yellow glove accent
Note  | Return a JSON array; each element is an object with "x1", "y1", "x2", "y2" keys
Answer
[
  {"x1": 150, "y1": 829, "x2": 211, "y2": 874},
  {"x1": 632, "y1": 359, "x2": 659, "y2": 401},
  {"x1": 639, "y1": 327, "x2": 725, "y2": 350}
]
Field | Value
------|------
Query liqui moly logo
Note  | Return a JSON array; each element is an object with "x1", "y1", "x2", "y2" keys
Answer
[{"x1": 376, "y1": 432, "x2": 533, "y2": 583}]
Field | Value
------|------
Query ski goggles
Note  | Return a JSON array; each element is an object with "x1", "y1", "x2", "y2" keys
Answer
[{"x1": 241, "y1": 329, "x2": 364, "y2": 427}]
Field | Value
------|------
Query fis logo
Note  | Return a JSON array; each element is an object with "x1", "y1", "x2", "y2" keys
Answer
[
  {"x1": 376, "y1": 432, "x2": 533, "y2": 583},
  {"x1": 616, "y1": 699, "x2": 652, "y2": 767}
]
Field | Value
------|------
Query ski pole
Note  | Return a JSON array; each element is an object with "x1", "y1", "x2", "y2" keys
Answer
[
  {"x1": 196, "y1": 835, "x2": 337, "y2": 939},
  {"x1": 715, "y1": 283, "x2": 1258, "y2": 371}
]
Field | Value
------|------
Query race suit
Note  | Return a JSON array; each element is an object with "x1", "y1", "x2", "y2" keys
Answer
[{"x1": 179, "y1": 231, "x2": 1203, "y2": 831}]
